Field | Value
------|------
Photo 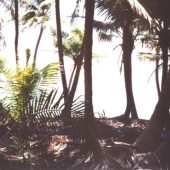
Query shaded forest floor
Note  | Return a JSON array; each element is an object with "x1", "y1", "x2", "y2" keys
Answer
[{"x1": 0, "y1": 117, "x2": 165, "y2": 169}]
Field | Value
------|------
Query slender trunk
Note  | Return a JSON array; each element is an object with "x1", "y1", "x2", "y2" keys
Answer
[
  {"x1": 67, "y1": 56, "x2": 83, "y2": 103},
  {"x1": 84, "y1": 0, "x2": 94, "y2": 121},
  {"x1": 83, "y1": 0, "x2": 102, "y2": 157},
  {"x1": 155, "y1": 57, "x2": 161, "y2": 97},
  {"x1": 122, "y1": 21, "x2": 138, "y2": 119},
  {"x1": 62, "y1": 39, "x2": 85, "y2": 118},
  {"x1": 161, "y1": 46, "x2": 168, "y2": 89},
  {"x1": 55, "y1": 0, "x2": 68, "y2": 103},
  {"x1": 134, "y1": 68, "x2": 170, "y2": 151},
  {"x1": 68, "y1": 64, "x2": 77, "y2": 92},
  {"x1": 33, "y1": 26, "x2": 44, "y2": 70},
  {"x1": 14, "y1": 0, "x2": 19, "y2": 70},
  {"x1": 161, "y1": 21, "x2": 169, "y2": 90},
  {"x1": 62, "y1": 54, "x2": 83, "y2": 118}
]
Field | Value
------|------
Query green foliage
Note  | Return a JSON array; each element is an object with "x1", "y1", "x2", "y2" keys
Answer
[
  {"x1": 8, "y1": 66, "x2": 40, "y2": 119},
  {"x1": 0, "y1": 61, "x2": 60, "y2": 120},
  {"x1": 51, "y1": 28, "x2": 84, "y2": 62},
  {"x1": 138, "y1": 52, "x2": 161, "y2": 62},
  {"x1": 21, "y1": 0, "x2": 51, "y2": 28},
  {"x1": 39, "y1": 62, "x2": 59, "y2": 91},
  {"x1": 0, "y1": 56, "x2": 6, "y2": 72}
]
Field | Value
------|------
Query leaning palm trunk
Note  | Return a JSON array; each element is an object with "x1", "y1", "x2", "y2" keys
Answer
[
  {"x1": 161, "y1": 45, "x2": 168, "y2": 90},
  {"x1": 155, "y1": 57, "x2": 160, "y2": 97},
  {"x1": 63, "y1": 45, "x2": 84, "y2": 118},
  {"x1": 33, "y1": 26, "x2": 44, "y2": 70},
  {"x1": 123, "y1": 19, "x2": 138, "y2": 119},
  {"x1": 68, "y1": 64, "x2": 77, "y2": 91},
  {"x1": 134, "y1": 68, "x2": 170, "y2": 152},
  {"x1": 55, "y1": 0, "x2": 68, "y2": 103},
  {"x1": 14, "y1": 0, "x2": 19, "y2": 70}
]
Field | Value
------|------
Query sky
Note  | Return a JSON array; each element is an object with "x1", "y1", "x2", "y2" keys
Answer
[{"x1": 0, "y1": 0, "x2": 159, "y2": 119}]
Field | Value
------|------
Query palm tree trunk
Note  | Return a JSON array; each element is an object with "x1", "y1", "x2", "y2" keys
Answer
[
  {"x1": 161, "y1": 47, "x2": 168, "y2": 89},
  {"x1": 84, "y1": 0, "x2": 94, "y2": 121},
  {"x1": 62, "y1": 54, "x2": 83, "y2": 118},
  {"x1": 123, "y1": 20, "x2": 138, "y2": 119},
  {"x1": 33, "y1": 26, "x2": 44, "y2": 70},
  {"x1": 155, "y1": 57, "x2": 161, "y2": 97},
  {"x1": 55, "y1": 0, "x2": 68, "y2": 103},
  {"x1": 68, "y1": 64, "x2": 77, "y2": 92},
  {"x1": 83, "y1": 0, "x2": 101, "y2": 156},
  {"x1": 14, "y1": 0, "x2": 19, "y2": 70},
  {"x1": 161, "y1": 21, "x2": 169, "y2": 90},
  {"x1": 134, "y1": 68, "x2": 170, "y2": 152}
]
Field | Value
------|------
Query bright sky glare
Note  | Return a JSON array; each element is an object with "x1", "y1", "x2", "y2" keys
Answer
[{"x1": 0, "y1": 0, "x2": 158, "y2": 119}]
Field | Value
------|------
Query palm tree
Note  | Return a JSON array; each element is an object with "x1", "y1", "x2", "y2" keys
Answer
[
  {"x1": 83, "y1": 0, "x2": 102, "y2": 156},
  {"x1": 139, "y1": 0, "x2": 170, "y2": 90},
  {"x1": 55, "y1": 0, "x2": 68, "y2": 104},
  {"x1": 14, "y1": 0, "x2": 19, "y2": 69},
  {"x1": 21, "y1": 0, "x2": 51, "y2": 70},
  {"x1": 134, "y1": 65, "x2": 170, "y2": 151},
  {"x1": 0, "y1": 0, "x2": 29, "y2": 70},
  {"x1": 96, "y1": 0, "x2": 152, "y2": 119},
  {"x1": 84, "y1": 0, "x2": 94, "y2": 121},
  {"x1": 131, "y1": 0, "x2": 170, "y2": 152},
  {"x1": 51, "y1": 28, "x2": 84, "y2": 118},
  {"x1": 155, "y1": 0, "x2": 170, "y2": 90},
  {"x1": 114, "y1": 0, "x2": 170, "y2": 152}
]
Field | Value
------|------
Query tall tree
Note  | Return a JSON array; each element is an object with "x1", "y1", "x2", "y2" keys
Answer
[
  {"x1": 122, "y1": 10, "x2": 138, "y2": 118},
  {"x1": 51, "y1": 28, "x2": 84, "y2": 118},
  {"x1": 132, "y1": 0, "x2": 170, "y2": 152},
  {"x1": 155, "y1": 0, "x2": 170, "y2": 90},
  {"x1": 0, "y1": 0, "x2": 29, "y2": 70},
  {"x1": 14, "y1": 0, "x2": 19, "y2": 69},
  {"x1": 83, "y1": 0, "x2": 102, "y2": 156},
  {"x1": 84, "y1": 0, "x2": 94, "y2": 122},
  {"x1": 96, "y1": 0, "x2": 150, "y2": 119},
  {"x1": 55, "y1": 0, "x2": 68, "y2": 103},
  {"x1": 21, "y1": 0, "x2": 51, "y2": 70},
  {"x1": 134, "y1": 65, "x2": 170, "y2": 152},
  {"x1": 139, "y1": 0, "x2": 170, "y2": 90}
]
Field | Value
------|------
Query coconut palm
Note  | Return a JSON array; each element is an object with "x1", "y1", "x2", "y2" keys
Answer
[
  {"x1": 99, "y1": 0, "x2": 170, "y2": 153},
  {"x1": 130, "y1": 0, "x2": 170, "y2": 152},
  {"x1": 84, "y1": 0, "x2": 95, "y2": 120},
  {"x1": 96, "y1": 0, "x2": 152, "y2": 119},
  {"x1": 21, "y1": 0, "x2": 51, "y2": 70},
  {"x1": 154, "y1": 0, "x2": 170, "y2": 90},
  {"x1": 0, "y1": 0, "x2": 29, "y2": 70},
  {"x1": 139, "y1": 0, "x2": 170, "y2": 90},
  {"x1": 54, "y1": 0, "x2": 68, "y2": 104},
  {"x1": 51, "y1": 28, "x2": 84, "y2": 118},
  {"x1": 14, "y1": 0, "x2": 19, "y2": 69},
  {"x1": 83, "y1": 0, "x2": 103, "y2": 156}
]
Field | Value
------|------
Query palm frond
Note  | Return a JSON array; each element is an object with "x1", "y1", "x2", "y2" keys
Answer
[
  {"x1": 93, "y1": 20, "x2": 113, "y2": 32},
  {"x1": 126, "y1": 0, "x2": 152, "y2": 25},
  {"x1": 38, "y1": 62, "x2": 59, "y2": 91},
  {"x1": 98, "y1": 32, "x2": 113, "y2": 41},
  {"x1": 21, "y1": 11, "x2": 36, "y2": 24},
  {"x1": 23, "y1": 89, "x2": 85, "y2": 126}
]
